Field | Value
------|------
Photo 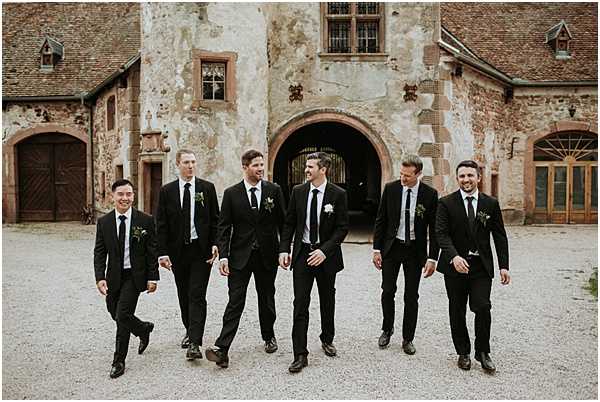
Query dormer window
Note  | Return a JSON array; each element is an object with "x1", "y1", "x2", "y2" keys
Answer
[
  {"x1": 39, "y1": 36, "x2": 63, "y2": 71},
  {"x1": 545, "y1": 20, "x2": 573, "y2": 59}
]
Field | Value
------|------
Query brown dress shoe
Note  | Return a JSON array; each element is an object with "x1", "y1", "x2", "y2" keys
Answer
[
  {"x1": 475, "y1": 352, "x2": 496, "y2": 373},
  {"x1": 288, "y1": 354, "x2": 308, "y2": 373},
  {"x1": 265, "y1": 337, "x2": 278, "y2": 354},
  {"x1": 402, "y1": 340, "x2": 416, "y2": 355},
  {"x1": 205, "y1": 346, "x2": 229, "y2": 368},
  {"x1": 378, "y1": 330, "x2": 393, "y2": 349}
]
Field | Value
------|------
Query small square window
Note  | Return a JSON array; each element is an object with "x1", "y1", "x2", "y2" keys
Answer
[{"x1": 192, "y1": 50, "x2": 237, "y2": 108}]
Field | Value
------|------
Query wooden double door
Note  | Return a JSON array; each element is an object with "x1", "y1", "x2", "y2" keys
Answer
[
  {"x1": 534, "y1": 162, "x2": 597, "y2": 224},
  {"x1": 18, "y1": 133, "x2": 86, "y2": 221}
]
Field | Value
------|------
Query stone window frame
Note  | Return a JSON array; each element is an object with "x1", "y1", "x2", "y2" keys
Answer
[
  {"x1": 319, "y1": 2, "x2": 388, "y2": 61},
  {"x1": 106, "y1": 93, "x2": 117, "y2": 132},
  {"x1": 192, "y1": 50, "x2": 237, "y2": 110}
]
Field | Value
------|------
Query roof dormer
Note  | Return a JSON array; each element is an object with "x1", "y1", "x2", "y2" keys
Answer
[
  {"x1": 545, "y1": 20, "x2": 572, "y2": 60},
  {"x1": 39, "y1": 36, "x2": 63, "y2": 71}
]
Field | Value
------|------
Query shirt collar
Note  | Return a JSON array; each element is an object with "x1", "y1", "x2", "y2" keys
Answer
[
  {"x1": 460, "y1": 188, "x2": 479, "y2": 201},
  {"x1": 179, "y1": 176, "x2": 195, "y2": 189},
  {"x1": 403, "y1": 180, "x2": 419, "y2": 194},
  {"x1": 244, "y1": 179, "x2": 262, "y2": 192},
  {"x1": 310, "y1": 179, "x2": 327, "y2": 194},
  {"x1": 116, "y1": 207, "x2": 132, "y2": 221}
]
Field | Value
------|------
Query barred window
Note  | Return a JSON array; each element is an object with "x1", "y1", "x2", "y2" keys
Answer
[
  {"x1": 192, "y1": 50, "x2": 237, "y2": 107},
  {"x1": 289, "y1": 147, "x2": 346, "y2": 187},
  {"x1": 322, "y1": 2, "x2": 384, "y2": 54}
]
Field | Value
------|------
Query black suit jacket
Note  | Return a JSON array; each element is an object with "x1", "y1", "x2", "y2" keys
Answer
[
  {"x1": 155, "y1": 177, "x2": 219, "y2": 262},
  {"x1": 94, "y1": 208, "x2": 159, "y2": 293},
  {"x1": 373, "y1": 180, "x2": 439, "y2": 265},
  {"x1": 436, "y1": 190, "x2": 509, "y2": 278},
  {"x1": 217, "y1": 180, "x2": 286, "y2": 270},
  {"x1": 280, "y1": 181, "x2": 349, "y2": 274}
]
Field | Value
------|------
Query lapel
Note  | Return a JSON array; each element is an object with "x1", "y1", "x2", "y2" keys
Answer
[
  {"x1": 171, "y1": 180, "x2": 183, "y2": 218},
  {"x1": 107, "y1": 210, "x2": 120, "y2": 255},
  {"x1": 394, "y1": 181, "x2": 403, "y2": 224},
  {"x1": 298, "y1": 182, "x2": 310, "y2": 229},
  {"x1": 194, "y1": 178, "x2": 204, "y2": 226},
  {"x1": 474, "y1": 192, "x2": 487, "y2": 234},
  {"x1": 453, "y1": 190, "x2": 471, "y2": 231},
  {"x1": 415, "y1": 182, "x2": 425, "y2": 223},
  {"x1": 129, "y1": 208, "x2": 138, "y2": 266},
  {"x1": 236, "y1": 181, "x2": 255, "y2": 216},
  {"x1": 319, "y1": 182, "x2": 333, "y2": 223},
  {"x1": 258, "y1": 181, "x2": 269, "y2": 219}
]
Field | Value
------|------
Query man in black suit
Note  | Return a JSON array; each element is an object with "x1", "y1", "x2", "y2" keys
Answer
[
  {"x1": 279, "y1": 151, "x2": 349, "y2": 373},
  {"x1": 205, "y1": 149, "x2": 286, "y2": 368},
  {"x1": 436, "y1": 160, "x2": 510, "y2": 373},
  {"x1": 155, "y1": 149, "x2": 219, "y2": 360},
  {"x1": 94, "y1": 179, "x2": 159, "y2": 378},
  {"x1": 372, "y1": 154, "x2": 439, "y2": 354}
]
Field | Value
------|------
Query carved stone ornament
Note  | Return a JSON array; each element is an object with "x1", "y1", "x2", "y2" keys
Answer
[
  {"x1": 403, "y1": 83, "x2": 418, "y2": 102},
  {"x1": 289, "y1": 84, "x2": 304, "y2": 102}
]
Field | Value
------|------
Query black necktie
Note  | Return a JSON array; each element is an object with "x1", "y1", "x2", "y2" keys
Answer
[
  {"x1": 183, "y1": 182, "x2": 191, "y2": 244},
  {"x1": 310, "y1": 188, "x2": 319, "y2": 245},
  {"x1": 466, "y1": 196, "x2": 476, "y2": 229},
  {"x1": 118, "y1": 215, "x2": 126, "y2": 269},
  {"x1": 405, "y1": 188, "x2": 412, "y2": 245},
  {"x1": 250, "y1": 187, "x2": 258, "y2": 211}
]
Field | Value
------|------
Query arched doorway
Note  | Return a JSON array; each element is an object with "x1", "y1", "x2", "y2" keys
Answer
[
  {"x1": 531, "y1": 131, "x2": 597, "y2": 223},
  {"x1": 17, "y1": 133, "x2": 87, "y2": 221},
  {"x1": 273, "y1": 121, "x2": 382, "y2": 232}
]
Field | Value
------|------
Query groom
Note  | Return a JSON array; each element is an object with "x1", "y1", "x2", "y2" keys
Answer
[
  {"x1": 436, "y1": 160, "x2": 510, "y2": 373},
  {"x1": 280, "y1": 151, "x2": 349, "y2": 373}
]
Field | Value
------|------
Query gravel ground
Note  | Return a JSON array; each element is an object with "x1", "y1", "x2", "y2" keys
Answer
[{"x1": 2, "y1": 223, "x2": 597, "y2": 399}]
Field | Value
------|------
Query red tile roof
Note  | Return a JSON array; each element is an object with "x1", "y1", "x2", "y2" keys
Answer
[
  {"x1": 441, "y1": 3, "x2": 598, "y2": 82},
  {"x1": 2, "y1": 2, "x2": 140, "y2": 97}
]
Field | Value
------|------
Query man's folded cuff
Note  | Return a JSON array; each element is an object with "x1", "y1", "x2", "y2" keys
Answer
[
  {"x1": 147, "y1": 280, "x2": 158, "y2": 284},
  {"x1": 426, "y1": 258, "x2": 437, "y2": 266}
]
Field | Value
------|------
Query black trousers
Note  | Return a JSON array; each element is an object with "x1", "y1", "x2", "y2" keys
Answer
[
  {"x1": 172, "y1": 240, "x2": 212, "y2": 345},
  {"x1": 381, "y1": 239, "x2": 421, "y2": 341},
  {"x1": 106, "y1": 270, "x2": 146, "y2": 364},
  {"x1": 443, "y1": 257, "x2": 492, "y2": 355},
  {"x1": 292, "y1": 244, "x2": 337, "y2": 357},
  {"x1": 215, "y1": 249, "x2": 277, "y2": 351}
]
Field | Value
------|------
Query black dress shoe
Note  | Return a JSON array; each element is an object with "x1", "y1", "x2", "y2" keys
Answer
[
  {"x1": 109, "y1": 362, "x2": 125, "y2": 378},
  {"x1": 265, "y1": 337, "x2": 278, "y2": 354},
  {"x1": 378, "y1": 330, "x2": 393, "y2": 349},
  {"x1": 205, "y1": 346, "x2": 229, "y2": 368},
  {"x1": 457, "y1": 354, "x2": 471, "y2": 370},
  {"x1": 321, "y1": 342, "x2": 337, "y2": 357},
  {"x1": 181, "y1": 334, "x2": 190, "y2": 349},
  {"x1": 475, "y1": 352, "x2": 496, "y2": 373},
  {"x1": 288, "y1": 354, "x2": 308, "y2": 373},
  {"x1": 402, "y1": 340, "x2": 416, "y2": 355},
  {"x1": 138, "y1": 322, "x2": 154, "y2": 355},
  {"x1": 186, "y1": 343, "x2": 203, "y2": 360}
]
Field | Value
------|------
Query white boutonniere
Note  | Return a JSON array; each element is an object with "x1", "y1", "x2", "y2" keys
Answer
[
  {"x1": 324, "y1": 203, "x2": 334, "y2": 215},
  {"x1": 195, "y1": 191, "x2": 205, "y2": 207},
  {"x1": 477, "y1": 211, "x2": 491, "y2": 227},
  {"x1": 131, "y1": 226, "x2": 148, "y2": 242},
  {"x1": 263, "y1": 197, "x2": 275, "y2": 213},
  {"x1": 415, "y1": 203, "x2": 426, "y2": 218}
]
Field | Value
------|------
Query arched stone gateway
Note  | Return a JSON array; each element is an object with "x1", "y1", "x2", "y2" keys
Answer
[
  {"x1": 3, "y1": 124, "x2": 91, "y2": 222},
  {"x1": 269, "y1": 110, "x2": 393, "y2": 233},
  {"x1": 524, "y1": 121, "x2": 598, "y2": 224}
]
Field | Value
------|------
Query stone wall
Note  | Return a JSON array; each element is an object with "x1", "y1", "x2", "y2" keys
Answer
[
  {"x1": 444, "y1": 60, "x2": 598, "y2": 223},
  {"x1": 140, "y1": 2, "x2": 269, "y2": 196},
  {"x1": 267, "y1": 3, "x2": 439, "y2": 180}
]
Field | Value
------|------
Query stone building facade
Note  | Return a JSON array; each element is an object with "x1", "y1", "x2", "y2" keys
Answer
[{"x1": 3, "y1": 2, "x2": 597, "y2": 225}]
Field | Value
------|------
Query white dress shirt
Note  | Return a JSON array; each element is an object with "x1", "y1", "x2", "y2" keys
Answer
[
  {"x1": 396, "y1": 181, "x2": 419, "y2": 242},
  {"x1": 244, "y1": 179, "x2": 262, "y2": 210},
  {"x1": 460, "y1": 188, "x2": 479, "y2": 256},
  {"x1": 115, "y1": 207, "x2": 132, "y2": 270},
  {"x1": 179, "y1": 177, "x2": 198, "y2": 240},
  {"x1": 302, "y1": 179, "x2": 327, "y2": 244}
]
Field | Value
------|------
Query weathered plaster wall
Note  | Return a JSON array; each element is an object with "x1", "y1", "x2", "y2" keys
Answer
[
  {"x1": 140, "y1": 3, "x2": 269, "y2": 195},
  {"x1": 2, "y1": 102, "x2": 89, "y2": 141},
  {"x1": 93, "y1": 83, "x2": 131, "y2": 212},
  {"x1": 267, "y1": 3, "x2": 439, "y2": 178},
  {"x1": 445, "y1": 64, "x2": 598, "y2": 223}
]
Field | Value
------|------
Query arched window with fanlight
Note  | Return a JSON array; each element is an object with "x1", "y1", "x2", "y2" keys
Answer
[
  {"x1": 533, "y1": 131, "x2": 597, "y2": 224},
  {"x1": 289, "y1": 146, "x2": 346, "y2": 189}
]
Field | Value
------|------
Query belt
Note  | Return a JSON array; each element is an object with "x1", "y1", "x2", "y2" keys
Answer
[
  {"x1": 184, "y1": 238, "x2": 199, "y2": 246},
  {"x1": 302, "y1": 242, "x2": 321, "y2": 251}
]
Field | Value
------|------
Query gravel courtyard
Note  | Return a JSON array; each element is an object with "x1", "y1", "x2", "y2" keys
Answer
[{"x1": 2, "y1": 223, "x2": 597, "y2": 399}]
